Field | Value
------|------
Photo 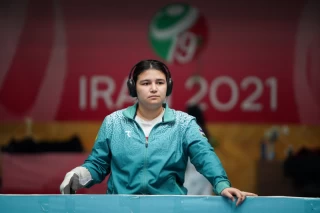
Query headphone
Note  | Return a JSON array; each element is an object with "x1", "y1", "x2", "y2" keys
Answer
[{"x1": 127, "y1": 60, "x2": 173, "y2": 97}]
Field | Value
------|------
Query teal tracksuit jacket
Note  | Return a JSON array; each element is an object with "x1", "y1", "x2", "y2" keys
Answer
[{"x1": 82, "y1": 103, "x2": 231, "y2": 195}]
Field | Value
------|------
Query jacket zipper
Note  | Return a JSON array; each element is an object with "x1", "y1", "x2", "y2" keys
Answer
[
  {"x1": 133, "y1": 120, "x2": 165, "y2": 194},
  {"x1": 131, "y1": 119, "x2": 149, "y2": 194},
  {"x1": 141, "y1": 123, "x2": 161, "y2": 194},
  {"x1": 143, "y1": 138, "x2": 148, "y2": 193}
]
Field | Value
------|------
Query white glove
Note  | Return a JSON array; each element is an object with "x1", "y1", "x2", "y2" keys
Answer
[{"x1": 60, "y1": 166, "x2": 92, "y2": 194}]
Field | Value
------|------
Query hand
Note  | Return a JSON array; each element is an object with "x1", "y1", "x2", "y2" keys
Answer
[
  {"x1": 59, "y1": 167, "x2": 92, "y2": 194},
  {"x1": 220, "y1": 187, "x2": 258, "y2": 206}
]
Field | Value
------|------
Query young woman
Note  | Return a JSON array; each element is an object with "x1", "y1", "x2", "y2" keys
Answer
[{"x1": 60, "y1": 59, "x2": 257, "y2": 206}]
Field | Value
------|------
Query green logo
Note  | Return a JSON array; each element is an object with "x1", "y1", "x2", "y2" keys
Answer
[{"x1": 149, "y1": 3, "x2": 208, "y2": 64}]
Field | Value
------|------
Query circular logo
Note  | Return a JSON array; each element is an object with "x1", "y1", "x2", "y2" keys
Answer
[{"x1": 148, "y1": 3, "x2": 208, "y2": 65}]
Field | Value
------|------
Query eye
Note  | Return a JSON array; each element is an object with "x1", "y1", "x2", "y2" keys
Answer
[
  {"x1": 157, "y1": 81, "x2": 165, "y2": 85},
  {"x1": 142, "y1": 82, "x2": 150, "y2": 85}
]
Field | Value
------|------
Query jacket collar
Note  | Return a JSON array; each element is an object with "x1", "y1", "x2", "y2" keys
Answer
[{"x1": 122, "y1": 102, "x2": 175, "y2": 122}]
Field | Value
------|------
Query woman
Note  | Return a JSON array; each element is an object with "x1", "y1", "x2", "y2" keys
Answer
[{"x1": 60, "y1": 59, "x2": 257, "y2": 206}]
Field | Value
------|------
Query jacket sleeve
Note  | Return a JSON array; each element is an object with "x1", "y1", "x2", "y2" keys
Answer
[
  {"x1": 184, "y1": 118, "x2": 231, "y2": 195},
  {"x1": 82, "y1": 116, "x2": 112, "y2": 187}
]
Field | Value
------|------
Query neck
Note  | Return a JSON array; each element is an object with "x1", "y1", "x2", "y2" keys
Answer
[{"x1": 137, "y1": 105, "x2": 164, "y2": 121}]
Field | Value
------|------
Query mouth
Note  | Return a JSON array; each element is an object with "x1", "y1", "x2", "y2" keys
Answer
[{"x1": 148, "y1": 96, "x2": 160, "y2": 98}]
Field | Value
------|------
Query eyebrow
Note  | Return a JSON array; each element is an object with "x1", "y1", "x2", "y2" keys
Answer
[{"x1": 138, "y1": 78, "x2": 166, "y2": 82}]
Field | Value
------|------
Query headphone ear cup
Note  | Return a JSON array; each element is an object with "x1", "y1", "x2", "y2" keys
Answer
[
  {"x1": 166, "y1": 78, "x2": 173, "y2": 96},
  {"x1": 127, "y1": 79, "x2": 137, "y2": 97}
]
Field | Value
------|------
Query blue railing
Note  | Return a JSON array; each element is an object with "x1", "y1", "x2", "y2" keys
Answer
[{"x1": 0, "y1": 195, "x2": 319, "y2": 213}]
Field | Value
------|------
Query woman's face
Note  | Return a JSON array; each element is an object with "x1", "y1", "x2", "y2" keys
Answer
[{"x1": 136, "y1": 69, "x2": 167, "y2": 109}]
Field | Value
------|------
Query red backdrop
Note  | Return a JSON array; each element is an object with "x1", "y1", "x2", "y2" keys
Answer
[{"x1": 0, "y1": 0, "x2": 319, "y2": 124}]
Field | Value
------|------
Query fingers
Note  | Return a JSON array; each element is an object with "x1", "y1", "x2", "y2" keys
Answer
[
  {"x1": 60, "y1": 179, "x2": 70, "y2": 194},
  {"x1": 225, "y1": 192, "x2": 235, "y2": 202},
  {"x1": 63, "y1": 184, "x2": 71, "y2": 194},
  {"x1": 221, "y1": 189, "x2": 235, "y2": 202},
  {"x1": 221, "y1": 188, "x2": 258, "y2": 207},
  {"x1": 70, "y1": 173, "x2": 80, "y2": 191},
  {"x1": 234, "y1": 191, "x2": 244, "y2": 206},
  {"x1": 221, "y1": 188, "x2": 246, "y2": 206},
  {"x1": 242, "y1": 192, "x2": 258, "y2": 196},
  {"x1": 60, "y1": 172, "x2": 75, "y2": 194},
  {"x1": 60, "y1": 180, "x2": 71, "y2": 194},
  {"x1": 235, "y1": 191, "x2": 258, "y2": 206}
]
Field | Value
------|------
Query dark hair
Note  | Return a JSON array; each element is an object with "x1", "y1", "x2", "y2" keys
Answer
[
  {"x1": 132, "y1": 59, "x2": 170, "y2": 83},
  {"x1": 127, "y1": 59, "x2": 173, "y2": 97}
]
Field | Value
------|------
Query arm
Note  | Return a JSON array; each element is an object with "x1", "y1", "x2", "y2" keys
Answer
[
  {"x1": 59, "y1": 117, "x2": 112, "y2": 194},
  {"x1": 82, "y1": 116, "x2": 112, "y2": 187},
  {"x1": 184, "y1": 118, "x2": 258, "y2": 205},
  {"x1": 184, "y1": 119, "x2": 231, "y2": 195}
]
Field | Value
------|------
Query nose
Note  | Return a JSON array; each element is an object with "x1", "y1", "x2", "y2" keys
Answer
[{"x1": 150, "y1": 82, "x2": 158, "y2": 92}]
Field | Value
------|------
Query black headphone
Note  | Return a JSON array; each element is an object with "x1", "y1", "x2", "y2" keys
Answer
[{"x1": 127, "y1": 60, "x2": 173, "y2": 97}]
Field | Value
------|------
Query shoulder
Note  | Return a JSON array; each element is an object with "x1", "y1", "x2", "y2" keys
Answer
[
  {"x1": 171, "y1": 109, "x2": 195, "y2": 123},
  {"x1": 168, "y1": 109, "x2": 200, "y2": 135},
  {"x1": 102, "y1": 109, "x2": 127, "y2": 123}
]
